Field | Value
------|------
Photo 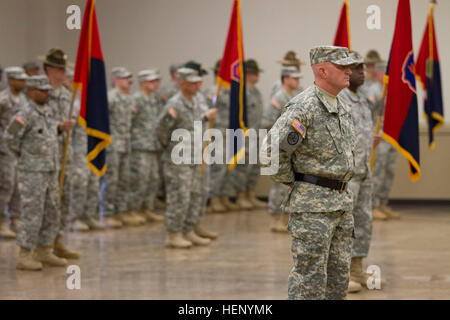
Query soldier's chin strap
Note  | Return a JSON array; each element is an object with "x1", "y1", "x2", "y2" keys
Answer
[
  {"x1": 58, "y1": 86, "x2": 77, "y2": 204},
  {"x1": 200, "y1": 85, "x2": 221, "y2": 177}
]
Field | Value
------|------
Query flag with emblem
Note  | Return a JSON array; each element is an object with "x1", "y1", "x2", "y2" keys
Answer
[
  {"x1": 383, "y1": 0, "x2": 420, "y2": 181},
  {"x1": 416, "y1": 1, "x2": 444, "y2": 151},
  {"x1": 333, "y1": 0, "x2": 351, "y2": 50},
  {"x1": 73, "y1": 0, "x2": 111, "y2": 176},
  {"x1": 216, "y1": 0, "x2": 247, "y2": 169}
]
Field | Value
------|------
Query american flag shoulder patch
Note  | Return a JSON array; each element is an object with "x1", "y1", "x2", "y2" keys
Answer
[{"x1": 291, "y1": 119, "x2": 306, "y2": 137}]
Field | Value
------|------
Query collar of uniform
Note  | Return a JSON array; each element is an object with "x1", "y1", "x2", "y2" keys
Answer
[
  {"x1": 281, "y1": 87, "x2": 293, "y2": 100},
  {"x1": 29, "y1": 100, "x2": 47, "y2": 116},
  {"x1": 181, "y1": 93, "x2": 194, "y2": 109},
  {"x1": 314, "y1": 84, "x2": 338, "y2": 114}
]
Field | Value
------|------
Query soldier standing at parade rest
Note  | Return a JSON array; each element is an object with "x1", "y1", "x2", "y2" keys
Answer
[
  {"x1": 0, "y1": 67, "x2": 28, "y2": 239},
  {"x1": 262, "y1": 46, "x2": 357, "y2": 300},
  {"x1": 154, "y1": 67, "x2": 218, "y2": 248},
  {"x1": 261, "y1": 66, "x2": 302, "y2": 233},
  {"x1": 6, "y1": 75, "x2": 73, "y2": 270}
]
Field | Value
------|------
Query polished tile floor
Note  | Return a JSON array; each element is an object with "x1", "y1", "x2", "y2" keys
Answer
[{"x1": 0, "y1": 205, "x2": 449, "y2": 299}]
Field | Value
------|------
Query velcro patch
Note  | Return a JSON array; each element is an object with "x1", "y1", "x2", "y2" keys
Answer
[
  {"x1": 168, "y1": 107, "x2": 177, "y2": 119},
  {"x1": 291, "y1": 120, "x2": 306, "y2": 137}
]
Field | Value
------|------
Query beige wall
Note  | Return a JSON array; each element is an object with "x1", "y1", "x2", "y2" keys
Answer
[{"x1": 1, "y1": 0, "x2": 449, "y2": 199}]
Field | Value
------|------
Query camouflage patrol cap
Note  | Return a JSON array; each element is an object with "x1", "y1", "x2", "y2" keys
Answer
[
  {"x1": 281, "y1": 66, "x2": 302, "y2": 78},
  {"x1": 245, "y1": 59, "x2": 263, "y2": 74},
  {"x1": 138, "y1": 69, "x2": 161, "y2": 82},
  {"x1": 348, "y1": 51, "x2": 364, "y2": 65},
  {"x1": 309, "y1": 46, "x2": 356, "y2": 66},
  {"x1": 169, "y1": 63, "x2": 181, "y2": 74},
  {"x1": 111, "y1": 67, "x2": 132, "y2": 79},
  {"x1": 177, "y1": 67, "x2": 202, "y2": 83},
  {"x1": 26, "y1": 75, "x2": 52, "y2": 90},
  {"x1": 4, "y1": 67, "x2": 28, "y2": 80},
  {"x1": 22, "y1": 61, "x2": 40, "y2": 72}
]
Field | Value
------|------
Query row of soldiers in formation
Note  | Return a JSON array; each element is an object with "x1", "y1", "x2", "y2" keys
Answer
[{"x1": 0, "y1": 48, "x2": 399, "y2": 277}]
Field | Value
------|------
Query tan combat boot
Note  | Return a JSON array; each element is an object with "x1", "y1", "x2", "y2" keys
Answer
[
  {"x1": 372, "y1": 207, "x2": 388, "y2": 221},
  {"x1": 85, "y1": 217, "x2": 106, "y2": 230},
  {"x1": 34, "y1": 246, "x2": 68, "y2": 267},
  {"x1": 70, "y1": 219, "x2": 90, "y2": 232},
  {"x1": 0, "y1": 221, "x2": 16, "y2": 239},
  {"x1": 347, "y1": 280, "x2": 362, "y2": 293},
  {"x1": 116, "y1": 211, "x2": 141, "y2": 226},
  {"x1": 144, "y1": 209, "x2": 164, "y2": 222},
  {"x1": 16, "y1": 247, "x2": 42, "y2": 271},
  {"x1": 210, "y1": 197, "x2": 227, "y2": 213},
  {"x1": 220, "y1": 196, "x2": 239, "y2": 211},
  {"x1": 195, "y1": 223, "x2": 219, "y2": 240},
  {"x1": 184, "y1": 231, "x2": 211, "y2": 246},
  {"x1": 270, "y1": 215, "x2": 288, "y2": 233},
  {"x1": 128, "y1": 210, "x2": 146, "y2": 225},
  {"x1": 104, "y1": 216, "x2": 123, "y2": 228},
  {"x1": 165, "y1": 232, "x2": 192, "y2": 248},
  {"x1": 10, "y1": 218, "x2": 22, "y2": 233},
  {"x1": 247, "y1": 191, "x2": 267, "y2": 209},
  {"x1": 155, "y1": 198, "x2": 166, "y2": 210},
  {"x1": 205, "y1": 204, "x2": 213, "y2": 214},
  {"x1": 379, "y1": 205, "x2": 401, "y2": 219},
  {"x1": 350, "y1": 257, "x2": 387, "y2": 288},
  {"x1": 236, "y1": 192, "x2": 253, "y2": 210},
  {"x1": 53, "y1": 236, "x2": 80, "y2": 260}
]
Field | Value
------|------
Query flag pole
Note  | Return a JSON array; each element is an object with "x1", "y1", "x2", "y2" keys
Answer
[
  {"x1": 200, "y1": 84, "x2": 221, "y2": 177},
  {"x1": 58, "y1": 86, "x2": 77, "y2": 203}
]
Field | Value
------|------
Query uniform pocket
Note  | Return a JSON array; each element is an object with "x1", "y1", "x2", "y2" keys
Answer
[{"x1": 326, "y1": 123, "x2": 343, "y2": 154}]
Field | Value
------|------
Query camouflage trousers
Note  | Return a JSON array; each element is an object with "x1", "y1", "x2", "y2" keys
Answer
[
  {"x1": 348, "y1": 175, "x2": 373, "y2": 258},
  {"x1": 16, "y1": 170, "x2": 60, "y2": 250},
  {"x1": 104, "y1": 150, "x2": 129, "y2": 216},
  {"x1": 70, "y1": 156, "x2": 100, "y2": 221},
  {"x1": 128, "y1": 150, "x2": 160, "y2": 211},
  {"x1": 288, "y1": 211, "x2": 354, "y2": 300},
  {"x1": 230, "y1": 138, "x2": 260, "y2": 193},
  {"x1": 372, "y1": 140, "x2": 398, "y2": 208},
  {"x1": 209, "y1": 163, "x2": 236, "y2": 198},
  {"x1": 268, "y1": 182, "x2": 290, "y2": 216},
  {"x1": 164, "y1": 163, "x2": 205, "y2": 233},
  {"x1": 0, "y1": 155, "x2": 21, "y2": 221}
]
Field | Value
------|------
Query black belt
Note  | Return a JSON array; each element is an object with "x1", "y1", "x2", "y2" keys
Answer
[{"x1": 294, "y1": 173, "x2": 348, "y2": 193}]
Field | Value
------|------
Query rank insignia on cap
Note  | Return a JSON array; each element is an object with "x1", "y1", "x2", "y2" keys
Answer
[
  {"x1": 168, "y1": 107, "x2": 177, "y2": 119},
  {"x1": 291, "y1": 119, "x2": 305, "y2": 137},
  {"x1": 271, "y1": 99, "x2": 280, "y2": 109}
]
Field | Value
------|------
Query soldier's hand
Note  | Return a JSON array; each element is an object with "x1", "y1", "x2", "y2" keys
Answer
[
  {"x1": 373, "y1": 134, "x2": 381, "y2": 148},
  {"x1": 58, "y1": 119, "x2": 76, "y2": 132},
  {"x1": 205, "y1": 108, "x2": 218, "y2": 120}
]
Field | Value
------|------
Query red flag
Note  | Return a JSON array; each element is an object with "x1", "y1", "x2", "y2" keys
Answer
[
  {"x1": 216, "y1": 0, "x2": 247, "y2": 169},
  {"x1": 416, "y1": 1, "x2": 444, "y2": 150},
  {"x1": 73, "y1": 0, "x2": 111, "y2": 176},
  {"x1": 333, "y1": 0, "x2": 351, "y2": 50},
  {"x1": 383, "y1": 0, "x2": 420, "y2": 181}
]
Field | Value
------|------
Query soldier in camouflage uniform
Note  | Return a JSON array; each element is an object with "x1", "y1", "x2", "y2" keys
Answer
[
  {"x1": 160, "y1": 64, "x2": 181, "y2": 103},
  {"x1": 0, "y1": 66, "x2": 6, "y2": 92},
  {"x1": 270, "y1": 51, "x2": 305, "y2": 99},
  {"x1": 23, "y1": 61, "x2": 40, "y2": 77},
  {"x1": 6, "y1": 75, "x2": 72, "y2": 270},
  {"x1": 261, "y1": 46, "x2": 357, "y2": 299},
  {"x1": 262, "y1": 66, "x2": 302, "y2": 233},
  {"x1": 41, "y1": 48, "x2": 80, "y2": 259},
  {"x1": 155, "y1": 68, "x2": 218, "y2": 248},
  {"x1": 104, "y1": 67, "x2": 143, "y2": 228},
  {"x1": 63, "y1": 68, "x2": 105, "y2": 232},
  {"x1": 0, "y1": 67, "x2": 27, "y2": 239},
  {"x1": 339, "y1": 51, "x2": 382, "y2": 293},
  {"x1": 231, "y1": 59, "x2": 267, "y2": 210},
  {"x1": 361, "y1": 50, "x2": 400, "y2": 220},
  {"x1": 128, "y1": 69, "x2": 164, "y2": 223},
  {"x1": 204, "y1": 60, "x2": 239, "y2": 213}
]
